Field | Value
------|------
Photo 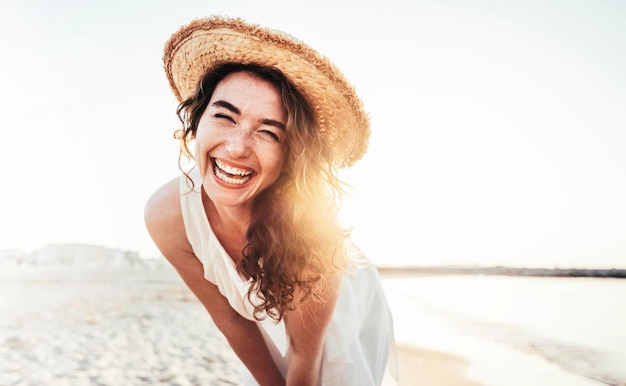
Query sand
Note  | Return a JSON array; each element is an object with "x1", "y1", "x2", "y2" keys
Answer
[
  {"x1": 397, "y1": 344, "x2": 479, "y2": 386},
  {"x1": 0, "y1": 265, "x2": 479, "y2": 385}
]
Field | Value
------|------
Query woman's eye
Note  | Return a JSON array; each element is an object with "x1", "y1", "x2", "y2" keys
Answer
[
  {"x1": 214, "y1": 113, "x2": 235, "y2": 123},
  {"x1": 260, "y1": 130, "x2": 280, "y2": 142}
]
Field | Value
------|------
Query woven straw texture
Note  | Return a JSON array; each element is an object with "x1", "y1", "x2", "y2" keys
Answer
[{"x1": 163, "y1": 16, "x2": 369, "y2": 168}]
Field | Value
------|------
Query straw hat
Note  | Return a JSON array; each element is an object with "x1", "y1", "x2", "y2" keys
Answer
[{"x1": 163, "y1": 16, "x2": 369, "y2": 168}]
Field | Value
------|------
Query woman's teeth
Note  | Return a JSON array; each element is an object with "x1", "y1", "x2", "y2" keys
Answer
[{"x1": 214, "y1": 159, "x2": 252, "y2": 185}]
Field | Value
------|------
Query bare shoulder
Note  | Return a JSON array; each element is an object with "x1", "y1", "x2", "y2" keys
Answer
[
  {"x1": 144, "y1": 177, "x2": 192, "y2": 260},
  {"x1": 144, "y1": 177, "x2": 180, "y2": 233}
]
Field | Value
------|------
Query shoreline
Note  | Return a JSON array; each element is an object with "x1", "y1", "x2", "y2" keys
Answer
[
  {"x1": 383, "y1": 275, "x2": 620, "y2": 386},
  {"x1": 394, "y1": 338, "x2": 611, "y2": 386}
]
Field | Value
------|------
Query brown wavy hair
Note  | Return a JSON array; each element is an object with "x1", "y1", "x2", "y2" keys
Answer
[{"x1": 175, "y1": 63, "x2": 350, "y2": 321}]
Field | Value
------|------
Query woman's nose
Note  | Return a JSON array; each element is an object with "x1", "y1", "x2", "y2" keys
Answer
[{"x1": 225, "y1": 129, "x2": 252, "y2": 158}]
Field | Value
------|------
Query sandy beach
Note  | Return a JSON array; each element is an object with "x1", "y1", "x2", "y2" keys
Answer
[
  {"x1": 396, "y1": 344, "x2": 479, "y2": 386},
  {"x1": 3, "y1": 264, "x2": 619, "y2": 386},
  {"x1": 0, "y1": 264, "x2": 482, "y2": 386},
  {"x1": 1, "y1": 265, "x2": 242, "y2": 385}
]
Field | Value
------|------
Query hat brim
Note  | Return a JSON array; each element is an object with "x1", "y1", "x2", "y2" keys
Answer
[{"x1": 163, "y1": 16, "x2": 369, "y2": 168}]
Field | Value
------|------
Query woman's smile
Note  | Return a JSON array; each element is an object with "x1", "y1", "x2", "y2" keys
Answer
[{"x1": 212, "y1": 158, "x2": 254, "y2": 185}]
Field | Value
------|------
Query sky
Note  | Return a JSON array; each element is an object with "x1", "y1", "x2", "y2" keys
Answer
[{"x1": 0, "y1": 0, "x2": 625, "y2": 268}]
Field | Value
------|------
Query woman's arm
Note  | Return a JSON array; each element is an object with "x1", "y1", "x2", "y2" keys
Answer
[
  {"x1": 283, "y1": 274, "x2": 341, "y2": 386},
  {"x1": 144, "y1": 179, "x2": 285, "y2": 386}
]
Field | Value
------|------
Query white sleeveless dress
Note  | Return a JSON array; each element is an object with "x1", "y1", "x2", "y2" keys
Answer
[{"x1": 179, "y1": 170, "x2": 398, "y2": 385}]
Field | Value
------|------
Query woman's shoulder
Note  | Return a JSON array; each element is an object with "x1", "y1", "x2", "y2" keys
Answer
[
  {"x1": 145, "y1": 177, "x2": 180, "y2": 224},
  {"x1": 144, "y1": 176, "x2": 191, "y2": 258}
]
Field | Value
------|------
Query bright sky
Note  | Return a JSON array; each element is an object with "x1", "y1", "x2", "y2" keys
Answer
[{"x1": 1, "y1": 0, "x2": 625, "y2": 269}]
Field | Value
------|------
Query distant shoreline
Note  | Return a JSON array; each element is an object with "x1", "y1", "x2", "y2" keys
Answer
[{"x1": 377, "y1": 265, "x2": 626, "y2": 279}]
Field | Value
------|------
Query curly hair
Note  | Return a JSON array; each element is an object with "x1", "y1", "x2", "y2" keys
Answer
[{"x1": 175, "y1": 62, "x2": 350, "y2": 321}]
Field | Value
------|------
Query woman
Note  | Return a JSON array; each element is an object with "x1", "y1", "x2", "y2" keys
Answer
[{"x1": 145, "y1": 16, "x2": 397, "y2": 386}]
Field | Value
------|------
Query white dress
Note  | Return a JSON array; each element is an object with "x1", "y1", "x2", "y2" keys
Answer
[{"x1": 179, "y1": 170, "x2": 398, "y2": 386}]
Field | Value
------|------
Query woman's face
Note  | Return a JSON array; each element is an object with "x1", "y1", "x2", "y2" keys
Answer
[{"x1": 195, "y1": 71, "x2": 288, "y2": 210}]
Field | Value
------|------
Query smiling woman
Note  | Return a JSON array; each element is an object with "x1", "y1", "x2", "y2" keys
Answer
[{"x1": 144, "y1": 16, "x2": 397, "y2": 386}]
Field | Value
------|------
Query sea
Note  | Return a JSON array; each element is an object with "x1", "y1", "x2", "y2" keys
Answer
[{"x1": 383, "y1": 275, "x2": 626, "y2": 386}]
